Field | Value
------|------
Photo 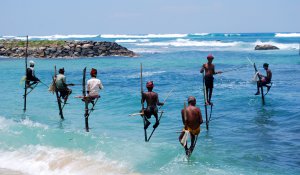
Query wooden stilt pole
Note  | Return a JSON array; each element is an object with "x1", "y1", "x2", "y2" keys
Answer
[{"x1": 23, "y1": 36, "x2": 28, "y2": 112}]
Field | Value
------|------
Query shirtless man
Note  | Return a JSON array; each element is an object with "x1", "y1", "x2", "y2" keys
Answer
[
  {"x1": 255, "y1": 63, "x2": 272, "y2": 95},
  {"x1": 142, "y1": 81, "x2": 164, "y2": 129},
  {"x1": 200, "y1": 54, "x2": 222, "y2": 105},
  {"x1": 26, "y1": 60, "x2": 40, "y2": 88},
  {"x1": 179, "y1": 96, "x2": 203, "y2": 155}
]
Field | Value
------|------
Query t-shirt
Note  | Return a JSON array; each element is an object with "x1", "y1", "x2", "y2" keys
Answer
[
  {"x1": 26, "y1": 67, "x2": 39, "y2": 82},
  {"x1": 87, "y1": 77, "x2": 103, "y2": 97},
  {"x1": 55, "y1": 74, "x2": 66, "y2": 90}
]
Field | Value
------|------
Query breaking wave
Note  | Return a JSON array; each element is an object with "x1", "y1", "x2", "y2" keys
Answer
[{"x1": 0, "y1": 145, "x2": 137, "y2": 175}]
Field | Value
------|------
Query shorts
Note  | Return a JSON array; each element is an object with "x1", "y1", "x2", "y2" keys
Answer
[
  {"x1": 205, "y1": 76, "x2": 214, "y2": 88},
  {"x1": 183, "y1": 126, "x2": 200, "y2": 135},
  {"x1": 58, "y1": 88, "x2": 72, "y2": 98},
  {"x1": 144, "y1": 106, "x2": 158, "y2": 119}
]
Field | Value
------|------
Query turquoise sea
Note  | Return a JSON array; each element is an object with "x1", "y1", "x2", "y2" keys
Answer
[{"x1": 0, "y1": 33, "x2": 299, "y2": 175}]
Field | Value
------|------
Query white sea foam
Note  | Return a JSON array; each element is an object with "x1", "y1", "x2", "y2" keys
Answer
[
  {"x1": 191, "y1": 33, "x2": 210, "y2": 36},
  {"x1": 0, "y1": 116, "x2": 15, "y2": 130},
  {"x1": 126, "y1": 71, "x2": 166, "y2": 79},
  {"x1": 224, "y1": 33, "x2": 241, "y2": 37},
  {"x1": 136, "y1": 39, "x2": 240, "y2": 47},
  {"x1": 0, "y1": 116, "x2": 48, "y2": 130},
  {"x1": 115, "y1": 39, "x2": 150, "y2": 43},
  {"x1": 0, "y1": 145, "x2": 137, "y2": 175},
  {"x1": 1, "y1": 35, "x2": 99, "y2": 40},
  {"x1": 275, "y1": 33, "x2": 300, "y2": 38},
  {"x1": 20, "y1": 118, "x2": 49, "y2": 130},
  {"x1": 101, "y1": 34, "x2": 187, "y2": 39}
]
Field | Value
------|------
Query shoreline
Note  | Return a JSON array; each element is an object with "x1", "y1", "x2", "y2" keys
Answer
[{"x1": 0, "y1": 40, "x2": 137, "y2": 58}]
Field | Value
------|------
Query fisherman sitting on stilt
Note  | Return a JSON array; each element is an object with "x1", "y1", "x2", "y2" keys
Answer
[
  {"x1": 86, "y1": 68, "x2": 103, "y2": 107},
  {"x1": 55, "y1": 68, "x2": 72, "y2": 104},
  {"x1": 142, "y1": 81, "x2": 164, "y2": 129},
  {"x1": 26, "y1": 60, "x2": 40, "y2": 89},
  {"x1": 255, "y1": 63, "x2": 272, "y2": 95},
  {"x1": 179, "y1": 96, "x2": 203, "y2": 156}
]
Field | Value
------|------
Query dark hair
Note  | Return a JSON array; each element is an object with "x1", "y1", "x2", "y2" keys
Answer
[
  {"x1": 263, "y1": 63, "x2": 269, "y2": 67},
  {"x1": 59, "y1": 68, "x2": 65, "y2": 74}
]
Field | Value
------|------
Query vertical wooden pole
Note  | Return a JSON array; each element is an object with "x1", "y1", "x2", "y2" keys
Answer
[
  {"x1": 82, "y1": 67, "x2": 89, "y2": 132},
  {"x1": 23, "y1": 36, "x2": 28, "y2": 112},
  {"x1": 141, "y1": 63, "x2": 147, "y2": 141},
  {"x1": 202, "y1": 72, "x2": 209, "y2": 130}
]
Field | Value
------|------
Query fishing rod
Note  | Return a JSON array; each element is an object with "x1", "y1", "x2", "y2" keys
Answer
[
  {"x1": 221, "y1": 64, "x2": 249, "y2": 74},
  {"x1": 140, "y1": 63, "x2": 148, "y2": 142},
  {"x1": 39, "y1": 80, "x2": 49, "y2": 88},
  {"x1": 158, "y1": 88, "x2": 174, "y2": 110}
]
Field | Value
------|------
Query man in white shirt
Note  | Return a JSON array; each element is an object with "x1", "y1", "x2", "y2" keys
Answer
[
  {"x1": 55, "y1": 68, "x2": 72, "y2": 103},
  {"x1": 87, "y1": 68, "x2": 103, "y2": 104}
]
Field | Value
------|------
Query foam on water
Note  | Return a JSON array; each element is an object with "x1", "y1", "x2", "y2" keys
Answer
[
  {"x1": 1, "y1": 35, "x2": 99, "y2": 40},
  {"x1": 101, "y1": 34, "x2": 187, "y2": 39},
  {"x1": 275, "y1": 33, "x2": 300, "y2": 37},
  {"x1": 115, "y1": 39, "x2": 150, "y2": 43},
  {"x1": 0, "y1": 145, "x2": 137, "y2": 175}
]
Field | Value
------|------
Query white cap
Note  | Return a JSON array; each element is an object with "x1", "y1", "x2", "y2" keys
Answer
[{"x1": 29, "y1": 60, "x2": 35, "y2": 65}]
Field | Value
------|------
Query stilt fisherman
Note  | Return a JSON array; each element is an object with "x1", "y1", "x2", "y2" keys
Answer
[{"x1": 142, "y1": 81, "x2": 164, "y2": 129}]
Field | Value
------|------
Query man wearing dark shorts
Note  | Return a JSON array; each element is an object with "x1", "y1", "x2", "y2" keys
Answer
[
  {"x1": 200, "y1": 54, "x2": 222, "y2": 105},
  {"x1": 142, "y1": 81, "x2": 164, "y2": 129}
]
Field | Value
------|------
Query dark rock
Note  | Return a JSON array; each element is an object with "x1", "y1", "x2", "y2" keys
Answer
[
  {"x1": 0, "y1": 40, "x2": 137, "y2": 58},
  {"x1": 255, "y1": 44, "x2": 279, "y2": 50}
]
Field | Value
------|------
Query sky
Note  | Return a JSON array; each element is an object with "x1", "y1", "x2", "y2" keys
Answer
[{"x1": 1, "y1": 0, "x2": 299, "y2": 35}]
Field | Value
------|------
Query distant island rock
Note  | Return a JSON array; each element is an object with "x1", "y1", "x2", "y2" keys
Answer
[
  {"x1": 0, "y1": 40, "x2": 137, "y2": 58},
  {"x1": 255, "y1": 44, "x2": 279, "y2": 50}
]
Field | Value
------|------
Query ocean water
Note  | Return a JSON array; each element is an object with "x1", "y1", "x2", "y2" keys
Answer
[{"x1": 0, "y1": 33, "x2": 300, "y2": 175}]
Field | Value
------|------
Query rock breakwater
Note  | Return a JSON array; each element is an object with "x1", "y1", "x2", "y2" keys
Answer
[{"x1": 0, "y1": 40, "x2": 137, "y2": 58}]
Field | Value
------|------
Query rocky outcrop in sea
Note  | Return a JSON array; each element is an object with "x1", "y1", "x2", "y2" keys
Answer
[
  {"x1": 0, "y1": 40, "x2": 137, "y2": 58},
  {"x1": 255, "y1": 44, "x2": 279, "y2": 50}
]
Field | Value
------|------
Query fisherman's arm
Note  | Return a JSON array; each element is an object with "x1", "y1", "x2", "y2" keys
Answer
[
  {"x1": 99, "y1": 80, "x2": 104, "y2": 90},
  {"x1": 200, "y1": 64, "x2": 205, "y2": 73},
  {"x1": 156, "y1": 95, "x2": 164, "y2": 106},
  {"x1": 141, "y1": 92, "x2": 146, "y2": 103},
  {"x1": 181, "y1": 109, "x2": 187, "y2": 129},
  {"x1": 198, "y1": 108, "x2": 203, "y2": 125},
  {"x1": 213, "y1": 65, "x2": 222, "y2": 74}
]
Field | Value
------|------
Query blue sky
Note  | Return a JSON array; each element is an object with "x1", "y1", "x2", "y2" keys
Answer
[{"x1": 1, "y1": 0, "x2": 299, "y2": 35}]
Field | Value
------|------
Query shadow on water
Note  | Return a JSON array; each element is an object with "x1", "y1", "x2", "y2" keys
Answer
[{"x1": 254, "y1": 107, "x2": 277, "y2": 127}]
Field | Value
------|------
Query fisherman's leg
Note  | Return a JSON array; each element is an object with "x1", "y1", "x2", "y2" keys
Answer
[
  {"x1": 143, "y1": 109, "x2": 151, "y2": 129},
  {"x1": 179, "y1": 131, "x2": 188, "y2": 151},
  {"x1": 205, "y1": 86, "x2": 210, "y2": 105},
  {"x1": 153, "y1": 113, "x2": 159, "y2": 128},
  {"x1": 255, "y1": 82, "x2": 260, "y2": 95},
  {"x1": 187, "y1": 134, "x2": 196, "y2": 156},
  {"x1": 64, "y1": 89, "x2": 72, "y2": 103},
  {"x1": 208, "y1": 88, "x2": 213, "y2": 105}
]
